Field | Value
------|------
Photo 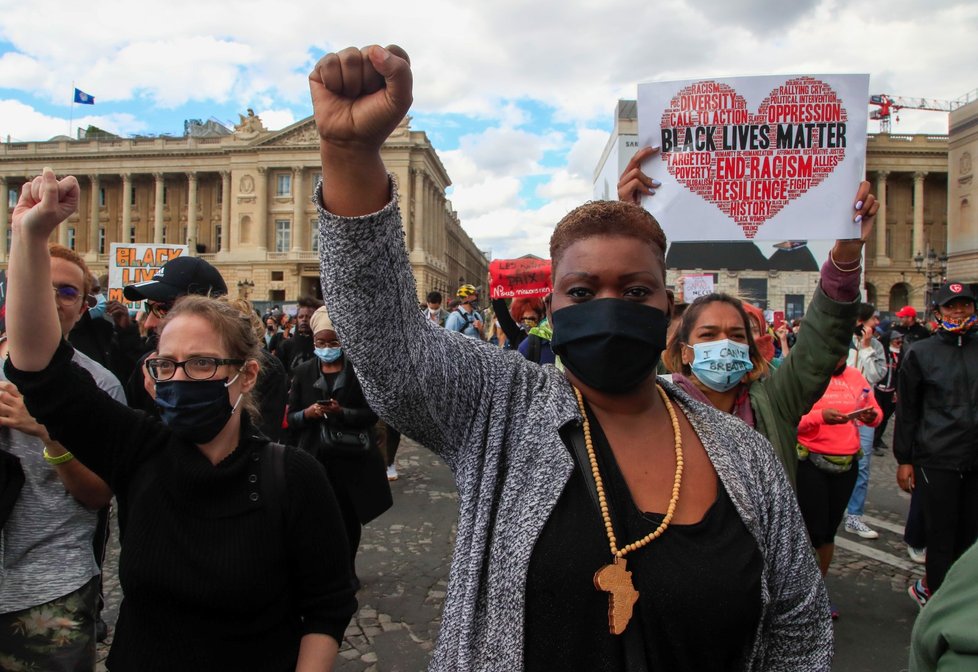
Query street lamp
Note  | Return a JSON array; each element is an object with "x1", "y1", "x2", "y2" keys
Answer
[
  {"x1": 237, "y1": 279, "x2": 255, "y2": 299},
  {"x1": 913, "y1": 247, "x2": 948, "y2": 308}
]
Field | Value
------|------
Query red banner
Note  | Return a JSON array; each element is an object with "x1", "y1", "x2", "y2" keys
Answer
[{"x1": 489, "y1": 258, "x2": 552, "y2": 299}]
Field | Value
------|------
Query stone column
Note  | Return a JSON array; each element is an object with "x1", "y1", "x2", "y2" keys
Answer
[
  {"x1": 291, "y1": 166, "x2": 305, "y2": 252},
  {"x1": 412, "y1": 170, "x2": 424, "y2": 252},
  {"x1": 913, "y1": 171, "x2": 927, "y2": 256},
  {"x1": 186, "y1": 171, "x2": 198, "y2": 255},
  {"x1": 88, "y1": 174, "x2": 100, "y2": 255},
  {"x1": 121, "y1": 173, "x2": 132, "y2": 245},
  {"x1": 0, "y1": 176, "x2": 8, "y2": 262},
  {"x1": 220, "y1": 171, "x2": 231, "y2": 253},
  {"x1": 875, "y1": 171, "x2": 889, "y2": 264},
  {"x1": 153, "y1": 173, "x2": 165, "y2": 243},
  {"x1": 255, "y1": 167, "x2": 267, "y2": 251}
]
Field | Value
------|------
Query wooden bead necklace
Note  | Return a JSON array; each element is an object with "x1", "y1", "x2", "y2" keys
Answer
[{"x1": 573, "y1": 384, "x2": 684, "y2": 635}]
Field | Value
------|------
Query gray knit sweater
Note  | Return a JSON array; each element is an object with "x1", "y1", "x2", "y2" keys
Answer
[{"x1": 316, "y1": 181, "x2": 832, "y2": 671}]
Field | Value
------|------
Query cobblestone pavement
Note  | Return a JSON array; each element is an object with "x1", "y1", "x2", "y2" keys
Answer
[{"x1": 95, "y1": 427, "x2": 923, "y2": 671}]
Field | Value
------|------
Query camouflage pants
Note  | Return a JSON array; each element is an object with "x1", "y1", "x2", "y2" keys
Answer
[{"x1": 0, "y1": 576, "x2": 98, "y2": 672}]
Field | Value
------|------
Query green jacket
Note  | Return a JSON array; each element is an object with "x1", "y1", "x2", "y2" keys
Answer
[
  {"x1": 911, "y1": 541, "x2": 978, "y2": 671},
  {"x1": 749, "y1": 286, "x2": 859, "y2": 486}
]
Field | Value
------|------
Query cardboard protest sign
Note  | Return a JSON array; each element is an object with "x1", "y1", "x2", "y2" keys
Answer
[
  {"x1": 637, "y1": 74, "x2": 869, "y2": 241},
  {"x1": 108, "y1": 243, "x2": 188, "y2": 310},
  {"x1": 489, "y1": 258, "x2": 552, "y2": 299},
  {"x1": 682, "y1": 273, "x2": 715, "y2": 303}
]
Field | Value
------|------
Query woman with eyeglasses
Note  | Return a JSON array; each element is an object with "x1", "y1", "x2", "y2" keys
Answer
[{"x1": 4, "y1": 171, "x2": 357, "y2": 672}]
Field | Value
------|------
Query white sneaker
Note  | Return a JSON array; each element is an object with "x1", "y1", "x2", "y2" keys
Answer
[
  {"x1": 907, "y1": 545, "x2": 927, "y2": 564},
  {"x1": 386, "y1": 464, "x2": 399, "y2": 481},
  {"x1": 844, "y1": 515, "x2": 879, "y2": 539}
]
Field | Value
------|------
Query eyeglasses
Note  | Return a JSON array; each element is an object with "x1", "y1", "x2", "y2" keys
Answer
[
  {"x1": 313, "y1": 339, "x2": 341, "y2": 348},
  {"x1": 53, "y1": 285, "x2": 83, "y2": 306},
  {"x1": 145, "y1": 356, "x2": 245, "y2": 381},
  {"x1": 146, "y1": 301, "x2": 174, "y2": 318}
]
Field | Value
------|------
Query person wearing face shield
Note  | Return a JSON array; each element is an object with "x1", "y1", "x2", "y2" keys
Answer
[
  {"x1": 3, "y1": 171, "x2": 357, "y2": 671},
  {"x1": 305, "y1": 45, "x2": 874, "y2": 670}
]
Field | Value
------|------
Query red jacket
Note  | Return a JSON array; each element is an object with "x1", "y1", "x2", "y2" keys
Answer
[{"x1": 798, "y1": 366, "x2": 882, "y2": 456}]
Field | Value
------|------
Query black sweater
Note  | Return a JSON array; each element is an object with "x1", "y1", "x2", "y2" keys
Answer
[{"x1": 5, "y1": 340, "x2": 357, "y2": 672}]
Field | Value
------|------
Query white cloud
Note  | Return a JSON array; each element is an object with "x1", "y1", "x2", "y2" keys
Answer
[
  {"x1": 255, "y1": 108, "x2": 296, "y2": 131},
  {"x1": 0, "y1": 99, "x2": 145, "y2": 141}
]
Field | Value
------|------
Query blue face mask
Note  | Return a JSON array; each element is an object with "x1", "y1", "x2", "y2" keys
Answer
[
  {"x1": 89, "y1": 293, "x2": 107, "y2": 320},
  {"x1": 314, "y1": 347, "x2": 343, "y2": 363},
  {"x1": 687, "y1": 339, "x2": 754, "y2": 392}
]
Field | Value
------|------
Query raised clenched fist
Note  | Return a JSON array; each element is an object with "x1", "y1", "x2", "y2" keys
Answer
[
  {"x1": 308, "y1": 45, "x2": 413, "y2": 154},
  {"x1": 13, "y1": 169, "x2": 80, "y2": 240}
]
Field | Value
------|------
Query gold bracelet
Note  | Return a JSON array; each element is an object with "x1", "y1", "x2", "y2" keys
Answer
[
  {"x1": 42, "y1": 446, "x2": 74, "y2": 466},
  {"x1": 829, "y1": 249, "x2": 861, "y2": 273}
]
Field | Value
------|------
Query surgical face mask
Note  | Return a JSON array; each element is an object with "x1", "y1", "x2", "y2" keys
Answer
[
  {"x1": 889, "y1": 343, "x2": 902, "y2": 354},
  {"x1": 686, "y1": 338, "x2": 754, "y2": 392},
  {"x1": 550, "y1": 299, "x2": 668, "y2": 394},
  {"x1": 89, "y1": 293, "x2": 108, "y2": 321},
  {"x1": 315, "y1": 347, "x2": 343, "y2": 363},
  {"x1": 155, "y1": 373, "x2": 243, "y2": 444}
]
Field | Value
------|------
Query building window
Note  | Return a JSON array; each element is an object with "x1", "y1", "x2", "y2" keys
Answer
[
  {"x1": 8, "y1": 189, "x2": 17, "y2": 209},
  {"x1": 131, "y1": 187, "x2": 137, "y2": 206},
  {"x1": 271, "y1": 271, "x2": 284, "y2": 281},
  {"x1": 215, "y1": 224, "x2": 222, "y2": 249},
  {"x1": 275, "y1": 219, "x2": 291, "y2": 252},
  {"x1": 162, "y1": 227, "x2": 167, "y2": 244},
  {"x1": 738, "y1": 278, "x2": 768, "y2": 310},
  {"x1": 5, "y1": 228, "x2": 10, "y2": 253},
  {"x1": 129, "y1": 226, "x2": 136, "y2": 243},
  {"x1": 162, "y1": 186, "x2": 168, "y2": 205},
  {"x1": 67, "y1": 227, "x2": 76, "y2": 250},
  {"x1": 269, "y1": 289, "x2": 286, "y2": 302},
  {"x1": 276, "y1": 174, "x2": 292, "y2": 197},
  {"x1": 181, "y1": 227, "x2": 187, "y2": 246},
  {"x1": 785, "y1": 294, "x2": 805, "y2": 321},
  {"x1": 216, "y1": 184, "x2": 223, "y2": 204},
  {"x1": 98, "y1": 227, "x2": 106, "y2": 254},
  {"x1": 98, "y1": 187, "x2": 106, "y2": 208},
  {"x1": 310, "y1": 220, "x2": 319, "y2": 252}
]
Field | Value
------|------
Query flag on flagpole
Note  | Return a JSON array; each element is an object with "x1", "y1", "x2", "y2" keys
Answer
[{"x1": 73, "y1": 88, "x2": 95, "y2": 105}]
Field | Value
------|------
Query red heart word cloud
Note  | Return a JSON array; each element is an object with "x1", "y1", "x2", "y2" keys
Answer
[{"x1": 659, "y1": 77, "x2": 848, "y2": 238}]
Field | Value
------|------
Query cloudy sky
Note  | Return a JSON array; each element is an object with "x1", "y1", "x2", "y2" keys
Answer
[{"x1": 1, "y1": 0, "x2": 974, "y2": 259}]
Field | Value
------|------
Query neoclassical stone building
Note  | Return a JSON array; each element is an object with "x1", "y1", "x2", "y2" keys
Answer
[
  {"x1": 595, "y1": 100, "x2": 950, "y2": 315},
  {"x1": 947, "y1": 98, "x2": 978, "y2": 282},
  {"x1": 0, "y1": 114, "x2": 488, "y2": 305},
  {"x1": 864, "y1": 133, "x2": 949, "y2": 312}
]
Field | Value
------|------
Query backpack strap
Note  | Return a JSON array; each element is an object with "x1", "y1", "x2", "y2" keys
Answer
[
  {"x1": 528, "y1": 334, "x2": 542, "y2": 364},
  {"x1": 261, "y1": 442, "x2": 288, "y2": 529}
]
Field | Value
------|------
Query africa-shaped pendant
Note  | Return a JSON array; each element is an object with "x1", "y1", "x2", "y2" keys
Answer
[{"x1": 593, "y1": 557, "x2": 640, "y2": 635}]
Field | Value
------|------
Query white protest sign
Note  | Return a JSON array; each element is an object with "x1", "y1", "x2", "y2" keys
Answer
[
  {"x1": 637, "y1": 74, "x2": 869, "y2": 241},
  {"x1": 682, "y1": 274, "x2": 715, "y2": 302},
  {"x1": 108, "y1": 243, "x2": 189, "y2": 310}
]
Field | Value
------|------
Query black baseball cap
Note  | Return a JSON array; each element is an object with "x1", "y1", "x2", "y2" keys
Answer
[
  {"x1": 933, "y1": 281, "x2": 977, "y2": 307},
  {"x1": 123, "y1": 256, "x2": 227, "y2": 302}
]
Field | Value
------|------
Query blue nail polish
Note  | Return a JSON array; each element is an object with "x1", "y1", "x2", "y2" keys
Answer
[
  {"x1": 651, "y1": 145, "x2": 661, "y2": 151},
  {"x1": 855, "y1": 200, "x2": 863, "y2": 210},
  {"x1": 651, "y1": 180, "x2": 662, "y2": 187},
  {"x1": 854, "y1": 214, "x2": 863, "y2": 224},
  {"x1": 648, "y1": 189, "x2": 656, "y2": 196}
]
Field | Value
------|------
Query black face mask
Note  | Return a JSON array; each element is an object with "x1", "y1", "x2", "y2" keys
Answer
[
  {"x1": 155, "y1": 376, "x2": 242, "y2": 444},
  {"x1": 550, "y1": 299, "x2": 669, "y2": 393}
]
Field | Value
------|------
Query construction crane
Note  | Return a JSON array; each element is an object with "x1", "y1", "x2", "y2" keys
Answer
[{"x1": 869, "y1": 93, "x2": 972, "y2": 133}]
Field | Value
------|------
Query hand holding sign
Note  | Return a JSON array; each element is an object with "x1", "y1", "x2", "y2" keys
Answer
[
  {"x1": 489, "y1": 259, "x2": 553, "y2": 299},
  {"x1": 13, "y1": 169, "x2": 79, "y2": 241}
]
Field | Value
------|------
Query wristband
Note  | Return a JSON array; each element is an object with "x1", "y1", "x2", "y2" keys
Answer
[{"x1": 43, "y1": 447, "x2": 75, "y2": 466}]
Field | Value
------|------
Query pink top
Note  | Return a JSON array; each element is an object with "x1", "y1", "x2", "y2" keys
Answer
[{"x1": 797, "y1": 366, "x2": 882, "y2": 456}]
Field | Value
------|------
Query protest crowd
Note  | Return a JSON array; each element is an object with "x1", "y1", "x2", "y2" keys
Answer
[{"x1": 1, "y1": 44, "x2": 977, "y2": 672}]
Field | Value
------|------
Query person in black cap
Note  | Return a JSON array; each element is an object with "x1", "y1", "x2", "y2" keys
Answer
[
  {"x1": 121, "y1": 255, "x2": 228, "y2": 412},
  {"x1": 895, "y1": 280, "x2": 978, "y2": 608}
]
